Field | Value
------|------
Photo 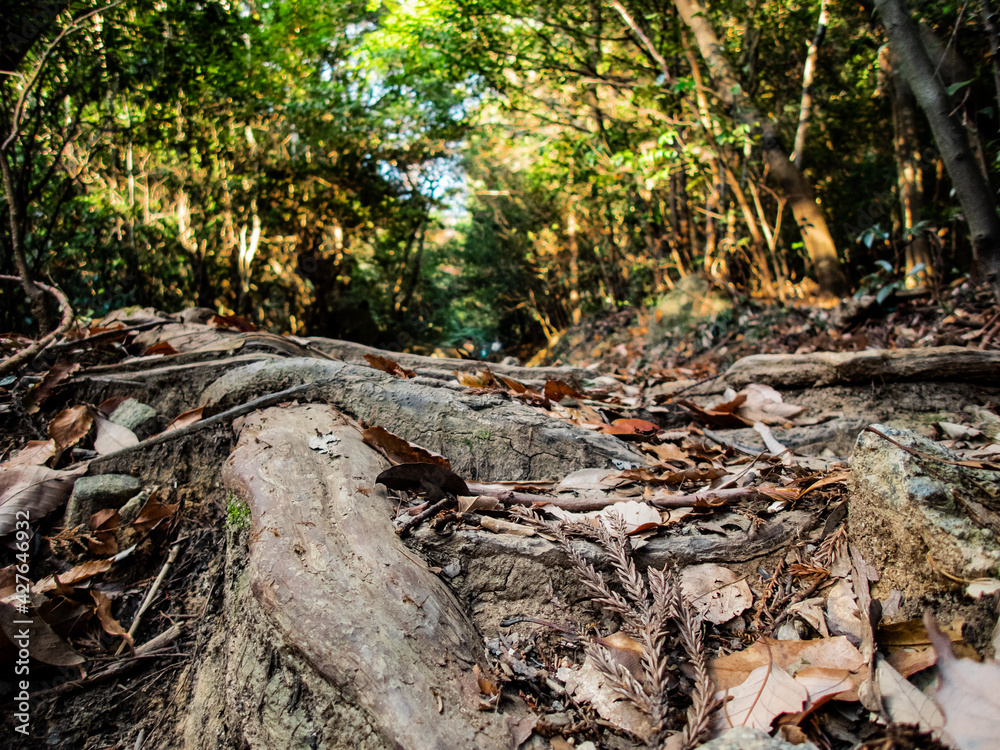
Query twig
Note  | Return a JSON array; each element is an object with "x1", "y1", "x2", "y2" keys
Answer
[
  {"x1": 116, "y1": 538, "x2": 184, "y2": 655},
  {"x1": 81, "y1": 376, "x2": 337, "y2": 470},
  {"x1": 396, "y1": 495, "x2": 454, "y2": 538},
  {"x1": 702, "y1": 428, "x2": 761, "y2": 457},
  {"x1": 863, "y1": 426, "x2": 1000, "y2": 471},
  {"x1": 24, "y1": 623, "x2": 184, "y2": 701},
  {"x1": 0, "y1": 274, "x2": 74, "y2": 377}
]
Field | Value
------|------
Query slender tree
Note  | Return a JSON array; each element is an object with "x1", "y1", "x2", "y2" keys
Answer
[
  {"x1": 673, "y1": 0, "x2": 849, "y2": 298},
  {"x1": 875, "y1": 0, "x2": 1000, "y2": 304}
]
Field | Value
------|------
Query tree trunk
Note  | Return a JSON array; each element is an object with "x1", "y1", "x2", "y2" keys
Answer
[
  {"x1": 879, "y1": 46, "x2": 934, "y2": 287},
  {"x1": 0, "y1": 138, "x2": 52, "y2": 333},
  {"x1": 875, "y1": 0, "x2": 1000, "y2": 305},
  {"x1": 673, "y1": 0, "x2": 849, "y2": 298},
  {"x1": 791, "y1": 0, "x2": 828, "y2": 169}
]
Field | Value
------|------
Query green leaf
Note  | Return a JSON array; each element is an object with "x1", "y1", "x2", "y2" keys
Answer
[{"x1": 946, "y1": 79, "x2": 974, "y2": 96}]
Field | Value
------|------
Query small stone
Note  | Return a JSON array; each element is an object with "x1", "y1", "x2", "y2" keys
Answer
[
  {"x1": 64, "y1": 474, "x2": 142, "y2": 528},
  {"x1": 110, "y1": 399, "x2": 157, "y2": 432},
  {"x1": 442, "y1": 559, "x2": 462, "y2": 578}
]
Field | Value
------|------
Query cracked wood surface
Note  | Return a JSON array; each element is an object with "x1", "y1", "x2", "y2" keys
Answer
[{"x1": 223, "y1": 405, "x2": 520, "y2": 749}]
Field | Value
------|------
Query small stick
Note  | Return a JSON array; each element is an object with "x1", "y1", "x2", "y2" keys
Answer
[
  {"x1": 81, "y1": 376, "x2": 337, "y2": 470},
  {"x1": 0, "y1": 274, "x2": 75, "y2": 378},
  {"x1": 397, "y1": 496, "x2": 454, "y2": 537},
  {"x1": 115, "y1": 538, "x2": 183, "y2": 655}
]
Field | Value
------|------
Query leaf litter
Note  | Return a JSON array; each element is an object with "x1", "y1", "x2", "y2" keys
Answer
[{"x1": 1, "y1": 298, "x2": 999, "y2": 750}]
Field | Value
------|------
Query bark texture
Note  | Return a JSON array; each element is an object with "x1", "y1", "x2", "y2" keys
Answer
[
  {"x1": 215, "y1": 405, "x2": 520, "y2": 749},
  {"x1": 723, "y1": 346, "x2": 1000, "y2": 388},
  {"x1": 199, "y1": 357, "x2": 645, "y2": 481},
  {"x1": 880, "y1": 46, "x2": 934, "y2": 287}
]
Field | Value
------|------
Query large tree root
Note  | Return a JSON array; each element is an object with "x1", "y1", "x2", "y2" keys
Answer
[
  {"x1": 723, "y1": 345, "x2": 1000, "y2": 388},
  {"x1": 198, "y1": 404, "x2": 523, "y2": 749},
  {"x1": 199, "y1": 358, "x2": 644, "y2": 480}
]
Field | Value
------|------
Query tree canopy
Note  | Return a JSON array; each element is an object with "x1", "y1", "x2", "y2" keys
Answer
[{"x1": 3, "y1": 0, "x2": 1000, "y2": 354}]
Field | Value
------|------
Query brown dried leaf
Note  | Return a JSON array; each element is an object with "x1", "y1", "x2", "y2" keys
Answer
[
  {"x1": 33, "y1": 559, "x2": 113, "y2": 594},
  {"x1": 497, "y1": 375, "x2": 528, "y2": 393},
  {"x1": 375, "y1": 463, "x2": 470, "y2": 496},
  {"x1": 456, "y1": 368, "x2": 496, "y2": 388},
  {"x1": 91, "y1": 590, "x2": 133, "y2": 650},
  {"x1": 543, "y1": 379, "x2": 586, "y2": 402},
  {"x1": 0, "y1": 464, "x2": 86, "y2": 537},
  {"x1": 926, "y1": 611, "x2": 1000, "y2": 750},
  {"x1": 364, "y1": 353, "x2": 416, "y2": 379},
  {"x1": 680, "y1": 563, "x2": 753, "y2": 624},
  {"x1": 142, "y1": 340, "x2": 180, "y2": 356},
  {"x1": 710, "y1": 636, "x2": 866, "y2": 694},
  {"x1": 23, "y1": 361, "x2": 79, "y2": 414},
  {"x1": 132, "y1": 496, "x2": 179, "y2": 533},
  {"x1": 5, "y1": 439, "x2": 56, "y2": 468},
  {"x1": 163, "y1": 406, "x2": 204, "y2": 434},
  {"x1": 713, "y1": 663, "x2": 808, "y2": 733},
  {"x1": 210, "y1": 313, "x2": 257, "y2": 331},
  {"x1": 49, "y1": 405, "x2": 93, "y2": 450},
  {"x1": 362, "y1": 425, "x2": 450, "y2": 469},
  {"x1": 0, "y1": 601, "x2": 85, "y2": 666},
  {"x1": 675, "y1": 397, "x2": 752, "y2": 428}
]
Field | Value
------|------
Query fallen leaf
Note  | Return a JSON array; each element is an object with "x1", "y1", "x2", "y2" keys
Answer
[
  {"x1": 474, "y1": 664, "x2": 501, "y2": 709},
  {"x1": 456, "y1": 368, "x2": 496, "y2": 388},
  {"x1": 0, "y1": 601, "x2": 85, "y2": 666},
  {"x1": 555, "y1": 468, "x2": 625, "y2": 492},
  {"x1": 91, "y1": 590, "x2": 133, "y2": 650},
  {"x1": 497, "y1": 375, "x2": 528, "y2": 393},
  {"x1": 558, "y1": 659, "x2": 653, "y2": 740},
  {"x1": 596, "y1": 501, "x2": 663, "y2": 534},
  {"x1": 543, "y1": 379, "x2": 586, "y2": 402},
  {"x1": 875, "y1": 654, "x2": 945, "y2": 736},
  {"x1": 709, "y1": 636, "x2": 865, "y2": 693},
  {"x1": 23, "y1": 361, "x2": 79, "y2": 414},
  {"x1": 210, "y1": 313, "x2": 257, "y2": 331},
  {"x1": 49, "y1": 405, "x2": 93, "y2": 450},
  {"x1": 736, "y1": 384, "x2": 805, "y2": 424},
  {"x1": 713, "y1": 663, "x2": 808, "y2": 732},
  {"x1": 142, "y1": 340, "x2": 180, "y2": 356},
  {"x1": 132, "y1": 495, "x2": 179, "y2": 533},
  {"x1": 376, "y1": 463, "x2": 470, "y2": 496},
  {"x1": 0, "y1": 464, "x2": 86, "y2": 537},
  {"x1": 362, "y1": 425, "x2": 450, "y2": 468},
  {"x1": 364, "y1": 353, "x2": 416, "y2": 379},
  {"x1": 680, "y1": 563, "x2": 753, "y2": 624},
  {"x1": 5, "y1": 439, "x2": 56, "y2": 468},
  {"x1": 33, "y1": 559, "x2": 113, "y2": 594},
  {"x1": 926, "y1": 611, "x2": 1000, "y2": 750},
  {"x1": 163, "y1": 406, "x2": 204, "y2": 433},
  {"x1": 90, "y1": 408, "x2": 139, "y2": 454}
]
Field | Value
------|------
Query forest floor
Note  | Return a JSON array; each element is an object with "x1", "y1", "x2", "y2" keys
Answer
[{"x1": 1, "y1": 282, "x2": 1000, "y2": 750}]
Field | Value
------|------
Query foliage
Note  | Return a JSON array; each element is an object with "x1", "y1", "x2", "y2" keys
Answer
[
  {"x1": 3, "y1": 0, "x2": 999, "y2": 350},
  {"x1": 225, "y1": 493, "x2": 251, "y2": 531}
]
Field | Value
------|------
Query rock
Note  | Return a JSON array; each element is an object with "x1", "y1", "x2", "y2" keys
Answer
[
  {"x1": 848, "y1": 424, "x2": 1000, "y2": 598},
  {"x1": 109, "y1": 398, "x2": 159, "y2": 438},
  {"x1": 64, "y1": 474, "x2": 142, "y2": 528},
  {"x1": 696, "y1": 726, "x2": 819, "y2": 749}
]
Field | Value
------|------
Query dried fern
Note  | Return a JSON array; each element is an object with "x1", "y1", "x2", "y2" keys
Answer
[{"x1": 550, "y1": 510, "x2": 716, "y2": 750}]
